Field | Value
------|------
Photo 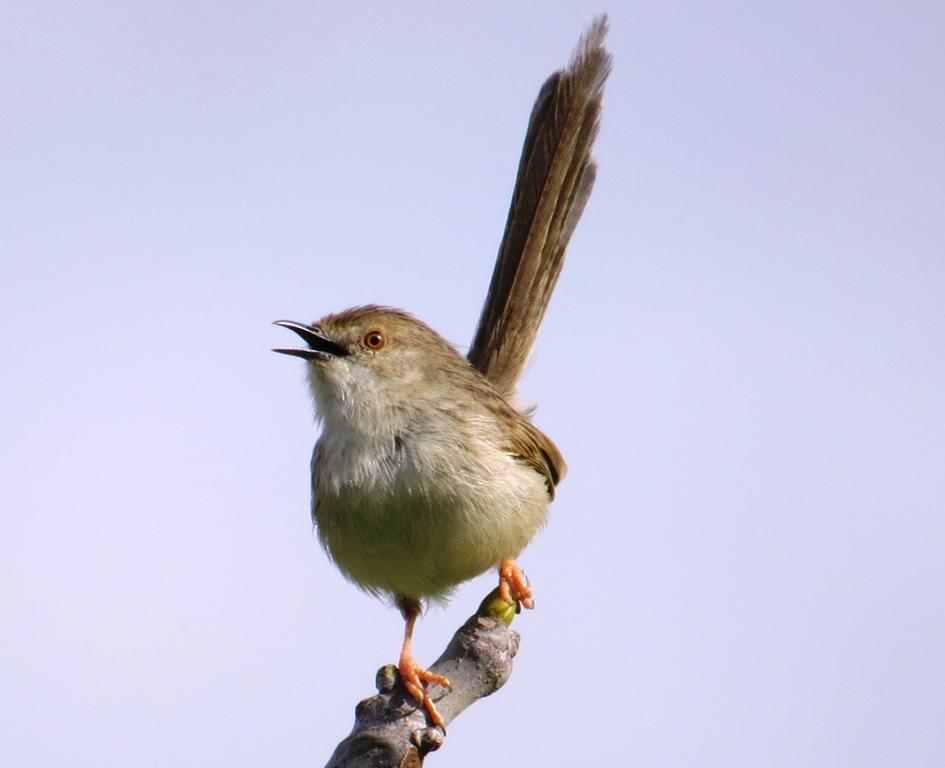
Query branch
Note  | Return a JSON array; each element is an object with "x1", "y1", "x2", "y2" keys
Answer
[{"x1": 325, "y1": 591, "x2": 521, "y2": 767}]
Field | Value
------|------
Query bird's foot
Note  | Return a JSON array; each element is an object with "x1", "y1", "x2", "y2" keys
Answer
[
  {"x1": 398, "y1": 653, "x2": 451, "y2": 729},
  {"x1": 498, "y1": 558, "x2": 534, "y2": 610}
]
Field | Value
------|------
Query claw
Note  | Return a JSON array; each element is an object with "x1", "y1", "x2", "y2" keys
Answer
[
  {"x1": 398, "y1": 655, "x2": 451, "y2": 728},
  {"x1": 499, "y1": 559, "x2": 534, "y2": 610}
]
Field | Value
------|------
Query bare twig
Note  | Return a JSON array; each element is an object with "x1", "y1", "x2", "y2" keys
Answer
[{"x1": 325, "y1": 592, "x2": 520, "y2": 767}]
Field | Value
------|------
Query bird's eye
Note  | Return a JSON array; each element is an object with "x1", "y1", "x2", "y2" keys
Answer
[{"x1": 363, "y1": 330, "x2": 385, "y2": 350}]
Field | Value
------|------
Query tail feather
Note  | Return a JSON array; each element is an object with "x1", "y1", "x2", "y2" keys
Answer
[{"x1": 468, "y1": 16, "x2": 612, "y2": 398}]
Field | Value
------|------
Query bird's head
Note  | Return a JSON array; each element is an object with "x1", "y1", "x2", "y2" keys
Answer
[{"x1": 274, "y1": 305, "x2": 462, "y2": 425}]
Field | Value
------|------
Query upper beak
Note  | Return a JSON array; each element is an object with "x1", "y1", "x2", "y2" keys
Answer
[{"x1": 272, "y1": 320, "x2": 348, "y2": 360}]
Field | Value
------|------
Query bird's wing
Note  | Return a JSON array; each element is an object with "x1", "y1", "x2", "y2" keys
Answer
[{"x1": 504, "y1": 418, "x2": 567, "y2": 498}]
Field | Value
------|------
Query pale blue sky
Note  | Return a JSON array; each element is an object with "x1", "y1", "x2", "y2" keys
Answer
[{"x1": 2, "y1": 2, "x2": 943, "y2": 766}]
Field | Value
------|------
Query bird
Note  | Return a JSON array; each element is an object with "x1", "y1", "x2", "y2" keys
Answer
[{"x1": 274, "y1": 17, "x2": 610, "y2": 729}]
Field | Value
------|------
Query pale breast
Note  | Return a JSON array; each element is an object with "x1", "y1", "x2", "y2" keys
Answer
[{"x1": 311, "y1": 426, "x2": 549, "y2": 601}]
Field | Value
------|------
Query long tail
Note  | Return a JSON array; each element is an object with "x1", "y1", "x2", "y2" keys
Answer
[{"x1": 467, "y1": 16, "x2": 612, "y2": 398}]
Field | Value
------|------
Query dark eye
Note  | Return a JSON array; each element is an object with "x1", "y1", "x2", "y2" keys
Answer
[{"x1": 363, "y1": 330, "x2": 385, "y2": 350}]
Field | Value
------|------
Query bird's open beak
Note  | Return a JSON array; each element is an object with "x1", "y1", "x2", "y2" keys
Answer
[{"x1": 272, "y1": 320, "x2": 348, "y2": 360}]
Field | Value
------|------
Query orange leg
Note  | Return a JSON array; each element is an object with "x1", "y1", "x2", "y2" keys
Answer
[
  {"x1": 498, "y1": 558, "x2": 534, "y2": 609},
  {"x1": 396, "y1": 598, "x2": 452, "y2": 728}
]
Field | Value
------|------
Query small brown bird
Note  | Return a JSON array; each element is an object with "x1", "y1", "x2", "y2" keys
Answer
[{"x1": 275, "y1": 18, "x2": 610, "y2": 728}]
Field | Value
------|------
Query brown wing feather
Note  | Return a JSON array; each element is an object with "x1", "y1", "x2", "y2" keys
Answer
[{"x1": 504, "y1": 417, "x2": 567, "y2": 498}]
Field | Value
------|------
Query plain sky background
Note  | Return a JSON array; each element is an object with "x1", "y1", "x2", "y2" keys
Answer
[{"x1": 2, "y1": 2, "x2": 943, "y2": 766}]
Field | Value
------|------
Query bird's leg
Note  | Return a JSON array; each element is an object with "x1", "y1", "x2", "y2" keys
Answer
[
  {"x1": 498, "y1": 558, "x2": 534, "y2": 609},
  {"x1": 396, "y1": 598, "x2": 452, "y2": 728}
]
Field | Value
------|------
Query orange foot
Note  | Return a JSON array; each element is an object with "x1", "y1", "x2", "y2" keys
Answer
[
  {"x1": 499, "y1": 558, "x2": 534, "y2": 610},
  {"x1": 398, "y1": 653, "x2": 452, "y2": 728}
]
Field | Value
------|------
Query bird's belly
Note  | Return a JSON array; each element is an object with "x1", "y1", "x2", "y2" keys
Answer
[{"x1": 314, "y1": 462, "x2": 548, "y2": 601}]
